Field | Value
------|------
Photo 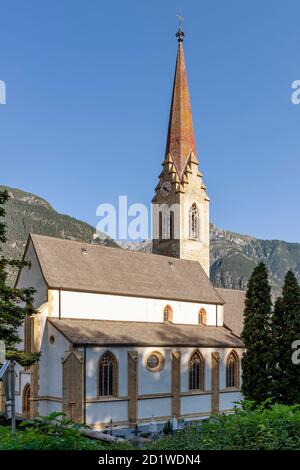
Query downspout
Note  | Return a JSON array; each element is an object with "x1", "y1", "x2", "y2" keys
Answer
[
  {"x1": 216, "y1": 305, "x2": 218, "y2": 326},
  {"x1": 59, "y1": 288, "x2": 61, "y2": 319}
]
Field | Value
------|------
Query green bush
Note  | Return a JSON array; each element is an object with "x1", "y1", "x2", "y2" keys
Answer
[
  {"x1": 0, "y1": 412, "x2": 103, "y2": 450},
  {"x1": 2, "y1": 403, "x2": 300, "y2": 450},
  {"x1": 144, "y1": 402, "x2": 300, "y2": 450}
]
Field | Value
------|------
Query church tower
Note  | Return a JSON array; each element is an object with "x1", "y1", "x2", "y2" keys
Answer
[{"x1": 152, "y1": 26, "x2": 210, "y2": 276}]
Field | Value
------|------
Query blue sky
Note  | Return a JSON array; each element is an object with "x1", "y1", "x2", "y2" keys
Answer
[{"x1": 0, "y1": 0, "x2": 299, "y2": 242}]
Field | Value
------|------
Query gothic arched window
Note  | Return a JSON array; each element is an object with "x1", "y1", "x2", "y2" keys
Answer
[
  {"x1": 163, "y1": 211, "x2": 170, "y2": 239},
  {"x1": 170, "y1": 211, "x2": 174, "y2": 240},
  {"x1": 163, "y1": 305, "x2": 173, "y2": 322},
  {"x1": 159, "y1": 212, "x2": 163, "y2": 239},
  {"x1": 189, "y1": 351, "x2": 205, "y2": 391},
  {"x1": 198, "y1": 308, "x2": 207, "y2": 325},
  {"x1": 98, "y1": 351, "x2": 118, "y2": 397},
  {"x1": 189, "y1": 203, "x2": 199, "y2": 239},
  {"x1": 226, "y1": 351, "x2": 239, "y2": 388}
]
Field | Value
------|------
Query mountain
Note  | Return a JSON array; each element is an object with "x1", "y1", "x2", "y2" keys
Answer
[
  {"x1": 0, "y1": 185, "x2": 119, "y2": 284},
  {"x1": 1, "y1": 185, "x2": 299, "y2": 296},
  {"x1": 209, "y1": 225, "x2": 300, "y2": 296},
  {"x1": 118, "y1": 239, "x2": 152, "y2": 253}
]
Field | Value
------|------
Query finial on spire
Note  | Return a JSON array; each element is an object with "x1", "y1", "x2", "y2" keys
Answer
[{"x1": 176, "y1": 13, "x2": 185, "y2": 42}]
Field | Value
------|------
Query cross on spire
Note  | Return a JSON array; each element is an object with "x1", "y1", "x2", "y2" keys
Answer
[{"x1": 176, "y1": 13, "x2": 185, "y2": 42}]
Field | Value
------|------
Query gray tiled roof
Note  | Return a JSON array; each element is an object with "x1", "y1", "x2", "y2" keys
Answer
[
  {"x1": 49, "y1": 318, "x2": 244, "y2": 348},
  {"x1": 216, "y1": 288, "x2": 245, "y2": 337},
  {"x1": 29, "y1": 234, "x2": 224, "y2": 305}
]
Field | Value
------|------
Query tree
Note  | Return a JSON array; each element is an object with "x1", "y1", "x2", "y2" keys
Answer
[
  {"x1": 269, "y1": 295, "x2": 284, "y2": 402},
  {"x1": 0, "y1": 189, "x2": 38, "y2": 365},
  {"x1": 270, "y1": 271, "x2": 300, "y2": 404},
  {"x1": 241, "y1": 262, "x2": 272, "y2": 402}
]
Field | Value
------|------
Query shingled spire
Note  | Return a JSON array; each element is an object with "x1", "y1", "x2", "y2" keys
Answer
[{"x1": 165, "y1": 27, "x2": 197, "y2": 178}]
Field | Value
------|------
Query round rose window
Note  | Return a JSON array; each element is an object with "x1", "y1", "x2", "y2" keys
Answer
[{"x1": 145, "y1": 352, "x2": 164, "y2": 372}]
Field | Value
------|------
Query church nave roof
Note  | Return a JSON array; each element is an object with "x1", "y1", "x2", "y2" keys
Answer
[
  {"x1": 49, "y1": 317, "x2": 244, "y2": 348},
  {"x1": 28, "y1": 233, "x2": 224, "y2": 305}
]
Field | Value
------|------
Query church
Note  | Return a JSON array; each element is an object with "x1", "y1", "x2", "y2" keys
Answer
[{"x1": 14, "y1": 27, "x2": 245, "y2": 430}]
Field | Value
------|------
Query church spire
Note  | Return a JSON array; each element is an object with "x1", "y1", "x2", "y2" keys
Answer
[
  {"x1": 152, "y1": 26, "x2": 210, "y2": 276},
  {"x1": 165, "y1": 26, "x2": 197, "y2": 178}
]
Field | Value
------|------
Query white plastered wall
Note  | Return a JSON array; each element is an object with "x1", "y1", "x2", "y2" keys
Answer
[
  {"x1": 39, "y1": 322, "x2": 71, "y2": 400},
  {"x1": 83, "y1": 345, "x2": 243, "y2": 427},
  {"x1": 54, "y1": 289, "x2": 224, "y2": 327},
  {"x1": 14, "y1": 239, "x2": 49, "y2": 415}
]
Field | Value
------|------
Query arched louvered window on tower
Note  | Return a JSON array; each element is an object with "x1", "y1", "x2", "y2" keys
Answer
[
  {"x1": 159, "y1": 211, "x2": 163, "y2": 239},
  {"x1": 198, "y1": 308, "x2": 207, "y2": 325},
  {"x1": 98, "y1": 351, "x2": 118, "y2": 397},
  {"x1": 189, "y1": 203, "x2": 199, "y2": 239},
  {"x1": 170, "y1": 211, "x2": 174, "y2": 240},
  {"x1": 189, "y1": 351, "x2": 205, "y2": 391},
  {"x1": 226, "y1": 351, "x2": 239, "y2": 388},
  {"x1": 162, "y1": 211, "x2": 170, "y2": 239}
]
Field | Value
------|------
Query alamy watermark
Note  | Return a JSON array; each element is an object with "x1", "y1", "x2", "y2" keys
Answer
[
  {"x1": 291, "y1": 340, "x2": 300, "y2": 365},
  {"x1": 95, "y1": 196, "x2": 200, "y2": 241},
  {"x1": 291, "y1": 80, "x2": 300, "y2": 104},
  {"x1": 0, "y1": 80, "x2": 6, "y2": 104}
]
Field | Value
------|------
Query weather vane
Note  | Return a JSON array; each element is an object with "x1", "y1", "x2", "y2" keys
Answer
[
  {"x1": 176, "y1": 13, "x2": 184, "y2": 29},
  {"x1": 176, "y1": 12, "x2": 185, "y2": 42}
]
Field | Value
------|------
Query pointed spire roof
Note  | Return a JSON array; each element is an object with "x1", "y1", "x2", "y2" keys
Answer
[{"x1": 165, "y1": 29, "x2": 197, "y2": 177}]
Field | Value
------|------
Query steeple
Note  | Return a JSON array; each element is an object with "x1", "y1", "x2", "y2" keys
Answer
[
  {"x1": 152, "y1": 27, "x2": 210, "y2": 277},
  {"x1": 165, "y1": 27, "x2": 197, "y2": 178}
]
